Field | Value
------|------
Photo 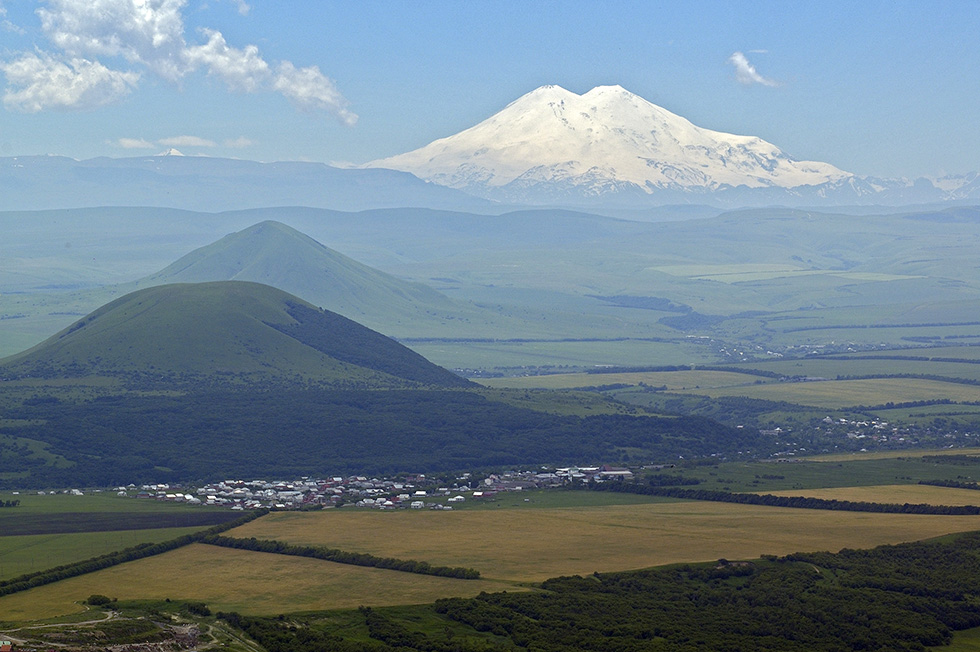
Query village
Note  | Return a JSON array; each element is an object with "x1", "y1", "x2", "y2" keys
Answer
[{"x1": 110, "y1": 464, "x2": 638, "y2": 511}]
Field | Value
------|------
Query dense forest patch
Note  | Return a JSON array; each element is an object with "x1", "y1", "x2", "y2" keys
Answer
[{"x1": 0, "y1": 388, "x2": 758, "y2": 486}]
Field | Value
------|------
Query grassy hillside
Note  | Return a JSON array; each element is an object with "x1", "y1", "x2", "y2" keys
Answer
[
  {"x1": 136, "y1": 220, "x2": 492, "y2": 336},
  {"x1": 0, "y1": 281, "x2": 469, "y2": 388}
]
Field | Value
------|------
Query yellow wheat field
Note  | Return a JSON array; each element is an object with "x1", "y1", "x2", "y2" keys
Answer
[{"x1": 229, "y1": 501, "x2": 980, "y2": 582}]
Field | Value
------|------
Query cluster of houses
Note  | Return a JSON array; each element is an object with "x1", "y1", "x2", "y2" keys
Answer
[{"x1": 120, "y1": 465, "x2": 635, "y2": 511}]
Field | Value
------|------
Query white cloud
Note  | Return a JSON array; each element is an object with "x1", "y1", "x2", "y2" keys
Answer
[
  {"x1": 159, "y1": 135, "x2": 217, "y2": 147},
  {"x1": 1, "y1": 52, "x2": 139, "y2": 112},
  {"x1": 2, "y1": 19, "x2": 26, "y2": 34},
  {"x1": 38, "y1": 0, "x2": 189, "y2": 81},
  {"x1": 1, "y1": 0, "x2": 356, "y2": 121},
  {"x1": 185, "y1": 28, "x2": 269, "y2": 91},
  {"x1": 728, "y1": 51, "x2": 779, "y2": 87},
  {"x1": 0, "y1": 1, "x2": 23, "y2": 34},
  {"x1": 115, "y1": 137, "x2": 155, "y2": 148},
  {"x1": 223, "y1": 136, "x2": 253, "y2": 148},
  {"x1": 274, "y1": 62, "x2": 358, "y2": 126}
]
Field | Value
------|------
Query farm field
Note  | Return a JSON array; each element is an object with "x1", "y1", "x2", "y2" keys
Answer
[
  {"x1": 0, "y1": 543, "x2": 521, "y2": 621},
  {"x1": 0, "y1": 527, "x2": 205, "y2": 580},
  {"x1": 844, "y1": 346, "x2": 980, "y2": 361},
  {"x1": 410, "y1": 337, "x2": 709, "y2": 370},
  {"x1": 671, "y1": 377, "x2": 980, "y2": 408},
  {"x1": 807, "y1": 447, "x2": 980, "y2": 462},
  {"x1": 0, "y1": 492, "x2": 243, "y2": 580},
  {"x1": 874, "y1": 403, "x2": 980, "y2": 422},
  {"x1": 735, "y1": 357, "x2": 980, "y2": 382},
  {"x1": 0, "y1": 492, "x2": 243, "y2": 522},
  {"x1": 6, "y1": 496, "x2": 978, "y2": 623},
  {"x1": 226, "y1": 501, "x2": 980, "y2": 583},
  {"x1": 643, "y1": 455, "x2": 980, "y2": 492},
  {"x1": 480, "y1": 369, "x2": 766, "y2": 391},
  {"x1": 762, "y1": 484, "x2": 980, "y2": 506}
]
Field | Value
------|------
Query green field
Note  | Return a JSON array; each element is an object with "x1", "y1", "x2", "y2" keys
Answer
[
  {"x1": 410, "y1": 337, "x2": 710, "y2": 370},
  {"x1": 0, "y1": 527, "x2": 205, "y2": 580},
  {"x1": 0, "y1": 492, "x2": 240, "y2": 580},
  {"x1": 672, "y1": 377, "x2": 980, "y2": 408},
  {"x1": 480, "y1": 369, "x2": 766, "y2": 391},
  {"x1": 845, "y1": 346, "x2": 980, "y2": 361},
  {"x1": 645, "y1": 453, "x2": 980, "y2": 492},
  {"x1": 735, "y1": 356, "x2": 980, "y2": 382},
  {"x1": 948, "y1": 626, "x2": 980, "y2": 652}
]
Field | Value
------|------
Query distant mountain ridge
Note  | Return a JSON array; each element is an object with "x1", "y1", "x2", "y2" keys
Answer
[
  {"x1": 0, "y1": 154, "x2": 496, "y2": 213},
  {"x1": 366, "y1": 84, "x2": 980, "y2": 208}
]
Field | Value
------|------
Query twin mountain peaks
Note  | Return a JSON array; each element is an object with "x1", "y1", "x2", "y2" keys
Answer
[
  {"x1": 366, "y1": 84, "x2": 977, "y2": 206},
  {"x1": 367, "y1": 84, "x2": 848, "y2": 201}
]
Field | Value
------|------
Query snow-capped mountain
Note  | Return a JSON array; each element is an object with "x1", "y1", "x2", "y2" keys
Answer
[
  {"x1": 366, "y1": 85, "x2": 853, "y2": 204},
  {"x1": 366, "y1": 85, "x2": 980, "y2": 207}
]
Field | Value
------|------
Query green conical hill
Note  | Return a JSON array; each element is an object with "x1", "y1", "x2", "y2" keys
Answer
[
  {"x1": 137, "y1": 220, "x2": 465, "y2": 333},
  {"x1": 0, "y1": 281, "x2": 470, "y2": 388}
]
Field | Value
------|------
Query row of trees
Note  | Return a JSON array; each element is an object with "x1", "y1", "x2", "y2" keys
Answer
[
  {"x1": 202, "y1": 535, "x2": 480, "y2": 579},
  {"x1": 919, "y1": 478, "x2": 980, "y2": 490},
  {"x1": 0, "y1": 510, "x2": 266, "y2": 597}
]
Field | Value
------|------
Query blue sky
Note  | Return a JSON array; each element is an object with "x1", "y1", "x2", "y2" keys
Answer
[{"x1": 0, "y1": 0, "x2": 977, "y2": 178}]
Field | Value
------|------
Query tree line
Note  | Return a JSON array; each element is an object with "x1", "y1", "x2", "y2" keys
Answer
[
  {"x1": 201, "y1": 534, "x2": 480, "y2": 579},
  {"x1": 919, "y1": 478, "x2": 980, "y2": 490}
]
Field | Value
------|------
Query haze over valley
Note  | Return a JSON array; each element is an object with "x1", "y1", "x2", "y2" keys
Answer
[{"x1": 2, "y1": 2, "x2": 980, "y2": 650}]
